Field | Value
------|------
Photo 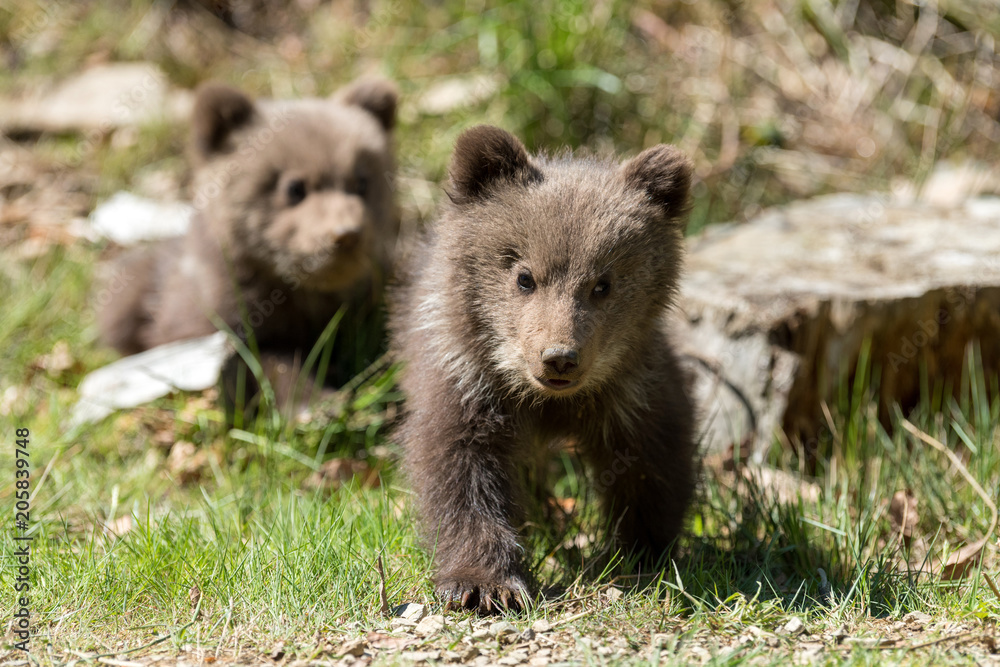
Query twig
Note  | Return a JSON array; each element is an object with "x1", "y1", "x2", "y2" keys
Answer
[
  {"x1": 550, "y1": 608, "x2": 593, "y2": 628},
  {"x1": 901, "y1": 630, "x2": 976, "y2": 651},
  {"x1": 901, "y1": 420, "x2": 998, "y2": 578},
  {"x1": 835, "y1": 630, "x2": 975, "y2": 652},
  {"x1": 983, "y1": 572, "x2": 1000, "y2": 604},
  {"x1": 376, "y1": 555, "x2": 390, "y2": 617}
]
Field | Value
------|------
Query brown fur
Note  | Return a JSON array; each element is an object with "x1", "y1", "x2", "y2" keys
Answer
[
  {"x1": 98, "y1": 77, "x2": 399, "y2": 408},
  {"x1": 389, "y1": 126, "x2": 697, "y2": 614}
]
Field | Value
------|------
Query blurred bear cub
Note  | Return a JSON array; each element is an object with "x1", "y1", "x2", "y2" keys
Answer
[
  {"x1": 98, "y1": 77, "x2": 398, "y2": 407},
  {"x1": 390, "y1": 126, "x2": 697, "y2": 613}
]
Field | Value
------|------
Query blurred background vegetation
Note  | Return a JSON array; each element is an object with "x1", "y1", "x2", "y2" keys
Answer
[{"x1": 2, "y1": 0, "x2": 999, "y2": 238}]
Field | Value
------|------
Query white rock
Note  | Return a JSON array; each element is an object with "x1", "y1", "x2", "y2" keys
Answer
[
  {"x1": 903, "y1": 611, "x2": 932, "y2": 626},
  {"x1": 415, "y1": 614, "x2": 445, "y2": 637},
  {"x1": 88, "y1": 192, "x2": 193, "y2": 245},
  {"x1": 0, "y1": 63, "x2": 192, "y2": 133},
  {"x1": 490, "y1": 621, "x2": 517, "y2": 639},
  {"x1": 530, "y1": 619, "x2": 552, "y2": 634},
  {"x1": 415, "y1": 75, "x2": 499, "y2": 116},
  {"x1": 71, "y1": 332, "x2": 229, "y2": 427},
  {"x1": 393, "y1": 602, "x2": 427, "y2": 621},
  {"x1": 781, "y1": 617, "x2": 805, "y2": 636}
]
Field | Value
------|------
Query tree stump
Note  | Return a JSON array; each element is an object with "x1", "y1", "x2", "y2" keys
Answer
[{"x1": 675, "y1": 193, "x2": 1000, "y2": 460}]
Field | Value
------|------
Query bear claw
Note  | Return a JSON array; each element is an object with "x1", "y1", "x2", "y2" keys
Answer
[{"x1": 438, "y1": 579, "x2": 528, "y2": 615}]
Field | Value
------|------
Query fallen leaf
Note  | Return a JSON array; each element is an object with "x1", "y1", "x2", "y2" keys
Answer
[
  {"x1": 889, "y1": 490, "x2": 919, "y2": 546},
  {"x1": 34, "y1": 340, "x2": 75, "y2": 376},
  {"x1": 305, "y1": 458, "x2": 380, "y2": 491},
  {"x1": 741, "y1": 467, "x2": 820, "y2": 504},
  {"x1": 166, "y1": 440, "x2": 210, "y2": 484},
  {"x1": 338, "y1": 638, "x2": 365, "y2": 657},
  {"x1": 365, "y1": 632, "x2": 416, "y2": 651},
  {"x1": 189, "y1": 585, "x2": 201, "y2": 609},
  {"x1": 269, "y1": 641, "x2": 285, "y2": 660},
  {"x1": 937, "y1": 539, "x2": 987, "y2": 581},
  {"x1": 902, "y1": 421, "x2": 998, "y2": 583},
  {"x1": 104, "y1": 514, "x2": 132, "y2": 538}
]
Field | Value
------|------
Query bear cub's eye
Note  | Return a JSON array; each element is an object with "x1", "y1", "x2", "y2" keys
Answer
[
  {"x1": 286, "y1": 179, "x2": 308, "y2": 207},
  {"x1": 354, "y1": 175, "x2": 369, "y2": 198},
  {"x1": 592, "y1": 279, "x2": 611, "y2": 297},
  {"x1": 516, "y1": 272, "x2": 536, "y2": 292}
]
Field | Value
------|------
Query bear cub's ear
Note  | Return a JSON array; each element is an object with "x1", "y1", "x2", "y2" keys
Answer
[
  {"x1": 449, "y1": 125, "x2": 542, "y2": 205},
  {"x1": 619, "y1": 145, "x2": 692, "y2": 226},
  {"x1": 191, "y1": 83, "x2": 257, "y2": 160},
  {"x1": 335, "y1": 77, "x2": 399, "y2": 132}
]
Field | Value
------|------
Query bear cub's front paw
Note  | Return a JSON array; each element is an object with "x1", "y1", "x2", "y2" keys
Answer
[{"x1": 437, "y1": 575, "x2": 530, "y2": 614}]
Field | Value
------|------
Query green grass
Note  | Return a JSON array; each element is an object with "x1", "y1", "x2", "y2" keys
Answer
[
  {"x1": 2, "y1": 250, "x2": 998, "y2": 662},
  {"x1": 2, "y1": 0, "x2": 1000, "y2": 663}
]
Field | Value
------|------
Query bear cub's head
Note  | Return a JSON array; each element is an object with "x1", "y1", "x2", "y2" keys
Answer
[
  {"x1": 190, "y1": 77, "x2": 398, "y2": 292},
  {"x1": 444, "y1": 126, "x2": 692, "y2": 399}
]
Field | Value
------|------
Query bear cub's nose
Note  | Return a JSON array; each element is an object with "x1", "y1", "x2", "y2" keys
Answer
[
  {"x1": 541, "y1": 348, "x2": 579, "y2": 375},
  {"x1": 335, "y1": 229, "x2": 362, "y2": 252}
]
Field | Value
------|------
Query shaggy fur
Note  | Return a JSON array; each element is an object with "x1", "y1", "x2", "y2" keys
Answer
[
  {"x1": 98, "y1": 77, "x2": 398, "y2": 410},
  {"x1": 389, "y1": 126, "x2": 697, "y2": 614}
]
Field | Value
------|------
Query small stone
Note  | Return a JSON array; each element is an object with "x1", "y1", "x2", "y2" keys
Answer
[
  {"x1": 400, "y1": 650, "x2": 440, "y2": 662},
  {"x1": 490, "y1": 621, "x2": 517, "y2": 639},
  {"x1": 528, "y1": 659, "x2": 549, "y2": 667},
  {"x1": 471, "y1": 629, "x2": 491, "y2": 640},
  {"x1": 338, "y1": 638, "x2": 366, "y2": 657},
  {"x1": 269, "y1": 642, "x2": 286, "y2": 660},
  {"x1": 390, "y1": 618, "x2": 418, "y2": 630},
  {"x1": 458, "y1": 645, "x2": 479, "y2": 661},
  {"x1": 520, "y1": 628, "x2": 535, "y2": 641},
  {"x1": 781, "y1": 617, "x2": 805, "y2": 636},
  {"x1": 530, "y1": 619, "x2": 552, "y2": 634},
  {"x1": 903, "y1": 611, "x2": 932, "y2": 626},
  {"x1": 415, "y1": 614, "x2": 445, "y2": 637},
  {"x1": 393, "y1": 603, "x2": 427, "y2": 621}
]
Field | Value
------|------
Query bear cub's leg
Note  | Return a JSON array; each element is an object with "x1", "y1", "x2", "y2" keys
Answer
[{"x1": 403, "y1": 389, "x2": 530, "y2": 613}]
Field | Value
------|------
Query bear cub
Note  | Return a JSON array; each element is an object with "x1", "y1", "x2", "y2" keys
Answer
[
  {"x1": 99, "y1": 77, "x2": 398, "y2": 409},
  {"x1": 390, "y1": 126, "x2": 697, "y2": 613}
]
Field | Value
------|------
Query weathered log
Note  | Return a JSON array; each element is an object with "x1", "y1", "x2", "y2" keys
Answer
[{"x1": 676, "y1": 193, "x2": 1000, "y2": 459}]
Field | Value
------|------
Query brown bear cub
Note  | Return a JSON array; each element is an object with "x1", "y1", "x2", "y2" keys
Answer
[
  {"x1": 98, "y1": 77, "x2": 398, "y2": 409},
  {"x1": 390, "y1": 126, "x2": 697, "y2": 613}
]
